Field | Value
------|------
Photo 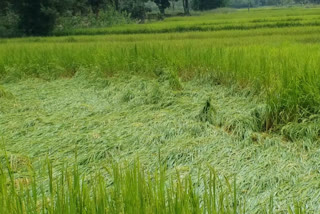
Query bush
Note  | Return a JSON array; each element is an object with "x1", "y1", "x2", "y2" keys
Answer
[
  {"x1": 55, "y1": 9, "x2": 131, "y2": 32},
  {"x1": 192, "y1": 0, "x2": 229, "y2": 10},
  {"x1": 121, "y1": 1, "x2": 152, "y2": 21},
  {"x1": 15, "y1": 0, "x2": 59, "y2": 36},
  {"x1": 0, "y1": 11, "x2": 20, "y2": 37}
]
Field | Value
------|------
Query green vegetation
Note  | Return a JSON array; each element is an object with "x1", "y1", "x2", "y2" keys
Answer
[
  {"x1": 1, "y1": 6, "x2": 320, "y2": 213},
  {"x1": 2, "y1": 0, "x2": 320, "y2": 37},
  {"x1": 0, "y1": 154, "x2": 307, "y2": 214},
  {"x1": 53, "y1": 7, "x2": 320, "y2": 35},
  {"x1": 2, "y1": 8, "x2": 320, "y2": 127}
]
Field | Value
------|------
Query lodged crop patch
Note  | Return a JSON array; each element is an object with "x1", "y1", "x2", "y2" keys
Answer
[{"x1": 1, "y1": 6, "x2": 320, "y2": 213}]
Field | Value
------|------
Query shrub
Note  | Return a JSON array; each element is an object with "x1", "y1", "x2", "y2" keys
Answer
[
  {"x1": 55, "y1": 9, "x2": 130, "y2": 32},
  {"x1": 0, "y1": 10, "x2": 20, "y2": 37},
  {"x1": 15, "y1": 0, "x2": 59, "y2": 36}
]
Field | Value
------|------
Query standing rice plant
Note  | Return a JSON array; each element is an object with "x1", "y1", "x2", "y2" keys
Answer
[{"x1": 0, "y1": 153, "x2": 308, "y2": 214}]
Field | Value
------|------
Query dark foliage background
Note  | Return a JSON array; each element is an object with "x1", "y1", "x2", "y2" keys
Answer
[{"x1": 0, "y1": 0, "x2": 319, "y2": 37}]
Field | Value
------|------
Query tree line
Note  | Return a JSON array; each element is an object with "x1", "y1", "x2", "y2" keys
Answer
[
  {"x1": 1, "y1": 0, "x2": 319, "y2": 37},
  {"x1": 230, "y1": 0, "x2": 320, "y2": 8},
  {"x1": 0, "y1": 0, "x2": 195, "y2": 36}
]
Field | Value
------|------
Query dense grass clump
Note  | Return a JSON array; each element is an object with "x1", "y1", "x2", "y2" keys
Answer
[{"x1": 0, "y1": 152, "x2": 307, "y2": 214}]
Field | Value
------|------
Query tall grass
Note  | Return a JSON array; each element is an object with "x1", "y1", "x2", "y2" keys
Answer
[
  {"x1": 0, "y1": 153, "x2": 306, "y2": 214},
  {"x1": 1, "y1": 32, "x2": 320, "y2": 127}
]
